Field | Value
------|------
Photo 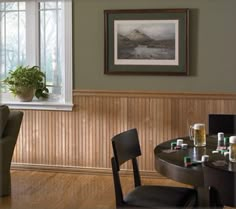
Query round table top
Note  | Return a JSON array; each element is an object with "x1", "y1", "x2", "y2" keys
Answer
[{"x1": 154, "y1": 136, "x2": 235, "y2": 187}]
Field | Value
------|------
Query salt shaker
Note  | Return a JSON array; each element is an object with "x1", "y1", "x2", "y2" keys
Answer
[
  {"x1": 201, "y1": 155, "x2": 209, "y2": 162},
  {"x1": 217, "y1": 132, "x2": 224, "y2": 148}
]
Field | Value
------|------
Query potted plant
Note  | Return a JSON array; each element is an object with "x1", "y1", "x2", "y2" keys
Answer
[{"x1": 3, "y1": 65, "x2": 49, "y2": 102}]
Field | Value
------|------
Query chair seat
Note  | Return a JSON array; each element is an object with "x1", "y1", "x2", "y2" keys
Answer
[{"x1": 124, "y1": 185, "x2": 197, "y2": 208}]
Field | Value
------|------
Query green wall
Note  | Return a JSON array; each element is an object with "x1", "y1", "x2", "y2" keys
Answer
[{"x1": 73, "y1": 0, "x2": 236, "y2": 93}]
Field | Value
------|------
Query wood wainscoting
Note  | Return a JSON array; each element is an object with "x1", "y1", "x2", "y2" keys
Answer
[{"x1": 12, "y1": 90, "x2": 236, "y2": 175}]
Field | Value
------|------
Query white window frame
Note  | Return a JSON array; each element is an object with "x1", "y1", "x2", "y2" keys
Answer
[{"x1": 0, "y1": 0, "x2": 73, "y2": 111}]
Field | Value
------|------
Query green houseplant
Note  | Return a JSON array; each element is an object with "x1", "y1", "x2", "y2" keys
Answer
[{"x1": 3, "y1": 65, "x2": 49, "y2": 102}]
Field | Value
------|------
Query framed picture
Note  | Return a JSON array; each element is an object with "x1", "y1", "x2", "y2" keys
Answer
[{"x1": 104, "y1": 9, "x2": 189, "y2": 75}]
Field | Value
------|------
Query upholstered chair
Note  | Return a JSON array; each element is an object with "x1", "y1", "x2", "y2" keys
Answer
[{"x1": 0, "y1": 105, "x2": 23, "y2": 196}]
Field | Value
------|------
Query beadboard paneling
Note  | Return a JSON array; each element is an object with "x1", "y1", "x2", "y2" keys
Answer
[{"x1": 12, "y1": 90, "x2": 236, "y2": 172}]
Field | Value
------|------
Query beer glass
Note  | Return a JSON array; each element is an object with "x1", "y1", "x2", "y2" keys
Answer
[
  {"x1": 189, "y1": 123, "x2": 206, "y2": 147},
  {"x1": 191, "y1": 147, "x2": 206, "y2": 161}
]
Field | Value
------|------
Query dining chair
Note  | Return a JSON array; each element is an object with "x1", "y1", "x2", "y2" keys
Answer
[
  {"x1": 208, "y1": 114, "x2": 236, "y2": 136},
  {"x1": 111, "y1": 128, "x2": 197, "y2": 209},
  {"x1": 203, "y1": 162, "x2": 236, "y2": 208}
]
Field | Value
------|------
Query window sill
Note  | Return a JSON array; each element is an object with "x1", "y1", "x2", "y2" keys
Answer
[
  {"x1": 1, "y1": 94, "x2": 73, "y2": 111},
  {"x1": 5, "y1": 101, "x2": 73, "y2": 111}
]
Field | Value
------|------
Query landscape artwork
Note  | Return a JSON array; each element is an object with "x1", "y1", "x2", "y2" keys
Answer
[
  {"x1": 104, "y1": 9, "x2": 189, "y2": 75},
  {"x1": 114, "y1": 20, "x2": 179, "y2": 66}
]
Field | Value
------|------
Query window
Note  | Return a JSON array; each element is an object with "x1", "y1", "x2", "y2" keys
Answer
[{"x1": 0, "y1": 0, "x2": 73, "y2": 111}]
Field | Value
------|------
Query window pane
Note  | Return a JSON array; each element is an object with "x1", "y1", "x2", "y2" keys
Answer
[
  {"x1": 0, "y1": 3, "x2": 4, "y2": 11},
  {"x1": 40, "y1": 1, "x2": 62, "y2": 10},
  {"x1": 0, "y1": 2, "x2": 26, "y2": 93},
  {"x1": 5, "y1": 12, "x2": 18, "y2": 71},
  {"x1": 39, "y1": 2, "x2": 45, "y2": 9},
  {"x1": 19, "y1": 2, "x2": 25, "y2": 10},
  {"x1": 5, "y1": 11, "x2": 26, "y2": 71},
  {"x1": 40, "y1": 5, "x2": 62, "y2": 95},
  {"x1": 58, "y1": 2, "x2": 62, "y2": 9},
  {"x1": 45, "y1": 2, "x2": 56, "y2": 9},
  {"x1": 19, "y1": 11, "x2": 26, "y2": 65},
  {"x1": 6, "y1": 3, "x2": 17, "y2": 11}
]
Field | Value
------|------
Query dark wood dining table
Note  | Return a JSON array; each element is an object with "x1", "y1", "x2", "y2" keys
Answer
[{"x1": 154, "y1": 136, "x2": 230, "y2": 207}]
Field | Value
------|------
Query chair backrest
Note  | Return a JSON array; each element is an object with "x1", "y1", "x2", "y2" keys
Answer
[
  {"x1": 203, "y1": 162, "x2": 236, "y2": 207},
  {"x1": 111, "y1": 128, "x2": 142, "y2": 206},
  {"x1": 208, "y1": 114, "x2": 236, "y2": 135},
  {"x1": 3, "y1": 111, "x2": 24, "y2": 139}
]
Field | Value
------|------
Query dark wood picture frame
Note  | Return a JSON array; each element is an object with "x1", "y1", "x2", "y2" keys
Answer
[{"x1": 104, "y1": 9, "x2": 189, "y2": 75}]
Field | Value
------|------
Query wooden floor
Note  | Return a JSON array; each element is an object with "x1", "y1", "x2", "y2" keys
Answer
[
  {"x1": 0, "y1": 170, "x2": 234, "y2": 209},
  {"x1": 0, "y1": 170, "x2": 190, "y2": 209}
]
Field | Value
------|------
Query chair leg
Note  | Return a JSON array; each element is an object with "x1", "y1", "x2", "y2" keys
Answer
[{"x1": 209, "y1": 187, "x2": 223, "y2": 209}]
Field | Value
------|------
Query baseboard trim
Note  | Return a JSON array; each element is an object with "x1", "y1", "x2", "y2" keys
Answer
[{"x1": 11, "y1": 163, "x2": 164, "y2": 178}]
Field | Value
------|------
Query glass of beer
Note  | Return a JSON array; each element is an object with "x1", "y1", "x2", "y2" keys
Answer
[
  {"x1": 229, "y1": 136, "x2": 236, "y2": 162},
  {"x1": 189, "y1": 123, "x2": 206, "y2": 147}
]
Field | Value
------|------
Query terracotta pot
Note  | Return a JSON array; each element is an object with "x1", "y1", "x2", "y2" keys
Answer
[{"x1": 16, "y1": 87, "x2": 35, "y2": 102}]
